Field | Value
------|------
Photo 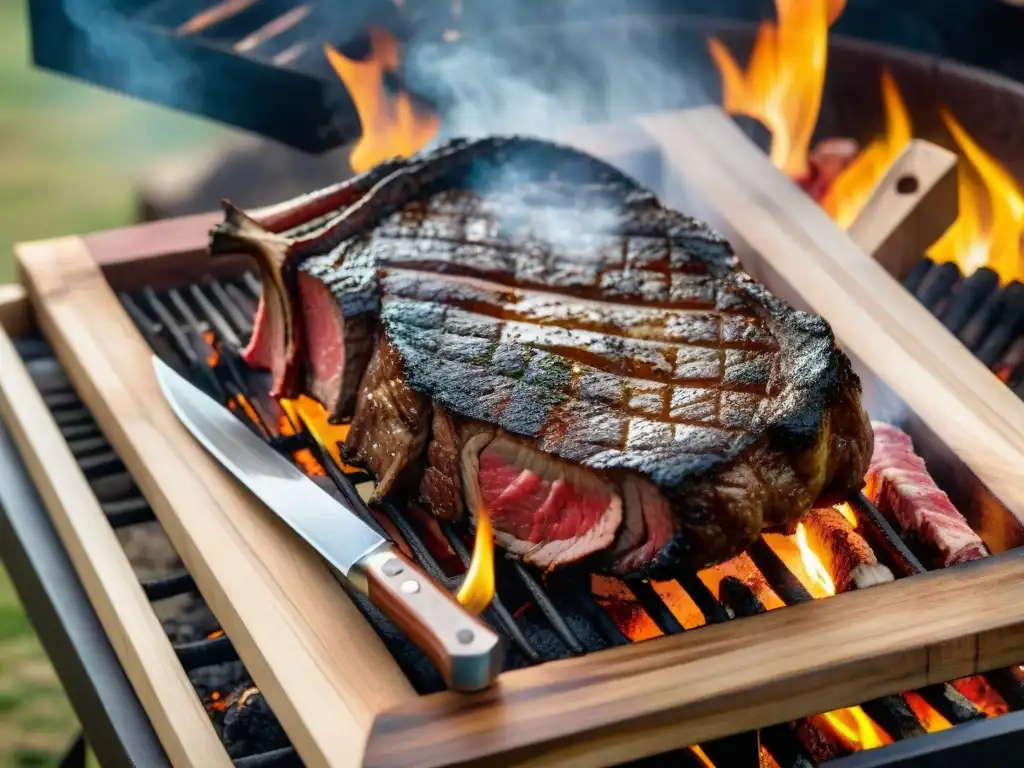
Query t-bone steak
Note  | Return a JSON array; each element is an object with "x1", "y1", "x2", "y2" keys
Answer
[{"x1": 210, "y1": 136, "x2": 874, "y2": 576}]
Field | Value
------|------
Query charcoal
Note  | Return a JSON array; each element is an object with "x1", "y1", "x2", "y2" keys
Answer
[
  {"x1": 223, "y1": 687, "x2": 291, "y2": 759},
  {"x1": 960, "y1": 285, "x2": 1008, "y2": 352},
  {"x1": 977, "y1": 281, "x2": 1024, "y2": 368},
  {"x1": 915, "y1": 261, "x2": 962, "y2": 311},
  {"x1": 941, "y1": 267, "x2": 999, "y2": 333},
  {"x1": 902, "y1": 258, "x2": 934, "y2": 295}
]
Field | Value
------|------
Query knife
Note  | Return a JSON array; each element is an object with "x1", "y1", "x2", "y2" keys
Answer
[{"x1": 152, "y1": 356, "x2": 504, "y2": 692}]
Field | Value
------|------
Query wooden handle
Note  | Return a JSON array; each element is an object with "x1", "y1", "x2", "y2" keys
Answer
[{"x1": 353, "y1": 546, "x2": 504, "y2": 692}]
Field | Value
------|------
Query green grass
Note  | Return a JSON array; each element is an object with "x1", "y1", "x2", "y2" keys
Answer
[
  {"x1": 0, "y1": 0, "x2": 236, "y2": 762},
  {"x1": 0, "y1": 565, "x2": 77, "y2": 767},
  {"x1": 0, "y1": 0, "x2": 231, "y2": 281}
]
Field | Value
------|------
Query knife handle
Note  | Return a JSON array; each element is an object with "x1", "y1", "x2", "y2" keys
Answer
[{"x1": 352, "y1": 546, "x2": 504, "y2": 692}]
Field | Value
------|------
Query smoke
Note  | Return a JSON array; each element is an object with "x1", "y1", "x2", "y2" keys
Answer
[
  {"x1": 61, "y1": 0, "x2": 202, "y2": 113},
  {"x1": 403, "y1": 8, "x2": 710, "y2": 147},
  {"x1": 862, "y1": 375, "x2": 909, "y2": 429}
]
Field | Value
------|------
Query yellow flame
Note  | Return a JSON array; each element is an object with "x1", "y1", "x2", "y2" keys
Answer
[
  {"x1": 928, "y1": 109, "x2": 1024, "y2": 282},
  {"x1": 822, "y1": 707, "x2": 890, "y2": 750},
  {"x1": 795, "y1": 522, "x2": 836, "y2": 596},
  {"x1": 708, "y1": 0, "x2": 846, "y2": 178},
  {"x1": 323, "y1": 28, "x2": 439, "y2": 173},
  {"x1": 835, "y1": 502, "x2": 857, "y2": 527},
  {"x1": 456, "y1": 500, "x2": 495, "y2": 615},
  {"x1": 821, "y1": 70, "x2": 913, "y2": 228}
]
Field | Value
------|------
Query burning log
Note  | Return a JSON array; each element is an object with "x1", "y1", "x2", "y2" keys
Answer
[{"x1": 798, "y1": 507, "x2": 893, "y2": 592}]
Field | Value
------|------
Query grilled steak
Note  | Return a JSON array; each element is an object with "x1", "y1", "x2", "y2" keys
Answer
[{"x1": 212, "y1": 136, "x2": 873, "y2": 575}]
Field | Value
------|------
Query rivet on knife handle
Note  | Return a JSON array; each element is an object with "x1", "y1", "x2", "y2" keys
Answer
[{"x1": 352, "y1": 546, "x2": 504, "y2": 692}]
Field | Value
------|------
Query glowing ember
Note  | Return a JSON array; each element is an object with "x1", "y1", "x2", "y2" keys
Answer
[
  {"x1": 232, "y1": 393, "x2": 262, "y2": 429},
  {"x1": 820, "y1": 70, "x2": 912, "y2": 228},
  {"x1": 820, "y1": 707, "x2": 891, "y2": 750},
  {"x1": 929, "y1": 109, "x2": 1024, "y2": 282},
  {"x1": 953, "y1": 676, "x2": 1010, "y2": 718},
  {"x1": 591, "y1": 576, "x2": 662, "y2": 641},
  {"x1": 708, "y1": 0, "x2": 846, "y2": 178},
  {"x1": 235, "y1": 686, "x2": 260, "y2": 708},
  {"x1": 903, "y1": 691, "x2": 953, "y2": 733},
  {"x1": 202, "y1": 330, "x2": 220, "y2": 367},
  {"x1": 324, "y1": 27, "x2": 439, "y2": 173},
  {"x1": 456, "y1": 499, "x2": 495, "y2": 614},
  {"x1": 698, "y1": 555, "x2": 786, "y2": 611},
  {"x1": 206, "y1": 628, "x2": 225, "y2": 639},
  {"x1": 690, "y1": 745, "x2": 716, "y2": 768}
]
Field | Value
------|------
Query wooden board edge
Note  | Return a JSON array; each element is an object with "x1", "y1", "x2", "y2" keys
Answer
[
  {"x1": 0, "y1": 283, "x2": 33, "y2": 337},
  {"x1": 0, "y1": 316, "x2": 229, "y2": 766},
  {"x1": 15, "y1": 236, "x2": 417, "y2": 768},
  {"x1": 636, "y1": 107, "x2": 1024, "y2": 521},
  {"x1": 365, "y1": 550, "x2": 1024, "y2": 768},
  {"x1": 846, "y1": 138, "x2": 959, "y2": 281}
]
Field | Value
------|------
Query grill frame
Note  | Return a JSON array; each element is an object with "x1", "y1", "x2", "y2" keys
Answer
[
  {"x1": 7, "y1": 111, "x2": 1024, "y2": 766},
  {"x1": 0, "y1": 412, "x2": 169, "y2": 768},
  {"x1": 25, "y1": 0, "x2": 365, "y2": 153}
]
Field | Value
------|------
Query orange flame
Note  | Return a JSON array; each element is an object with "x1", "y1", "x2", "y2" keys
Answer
[
  {"x1": 820, "y1": 70, "x2": 913, "y2": 228},
  {"x1": 928, "y1": 109, "x2": 1024, "y2": 282},
  {"x1": 690, "y1": 745, "x2": 716, "y2": 768},
  {"x1": 324, "y1": 27, "x2": 439, "y2": 173},
  {"x1": 904, "y1": 692, "x2": 953, "y2": 733},
  {"x1": 276, "y1": 400, "x2": 326, "y2": 477},
  {"x1": 281, "y1": 395, "x2": 360, "y2": 473},
  {"x1": 708, "y1": 0, "x2": 846, "y2": 178},
  {"x1": 456, "y1": 499, "x2": 495, "y2": 615}
]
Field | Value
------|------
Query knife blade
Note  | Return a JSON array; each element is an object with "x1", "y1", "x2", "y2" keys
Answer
[{"x1": 152, "y1": 355, "x2": 503, "y2": 692}]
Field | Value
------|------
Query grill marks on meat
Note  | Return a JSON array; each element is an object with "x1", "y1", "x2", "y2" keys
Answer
[
  {"x1": 866, "y1": 422, "x2": 989, "y2": 567},
  {"x1": 215, "y1": 136, "x2": 874, "y2": 574}
]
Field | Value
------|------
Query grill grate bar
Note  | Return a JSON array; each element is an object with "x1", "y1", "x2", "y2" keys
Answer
[
  {"x1": 103, "y1": 497, "x2": 156, "y2": 528},
  {"x1": 232, "y1": 745, "x2": 302, "y2": 768},
  {"x1": 173, "y1": 634, "x2": 240, "y2": 671},
  {"x1": 141, "y1": 571, "x2": 197, "y2": 601},
  {"x1": 674, "y1": 570, "x2": 729, "y2": 624},
  {"x1": 849, "y1": 492, "x2": 927, "y2": 576},
  {"x1": 747, "y1": 537, "x2": 815, "y2": 604},
  {"x1": 624, "y1": 576, "x2": 686, "y2": 635},
  {"x1": 209, "y1": 280, "x2": 255, "y2": 337}
]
